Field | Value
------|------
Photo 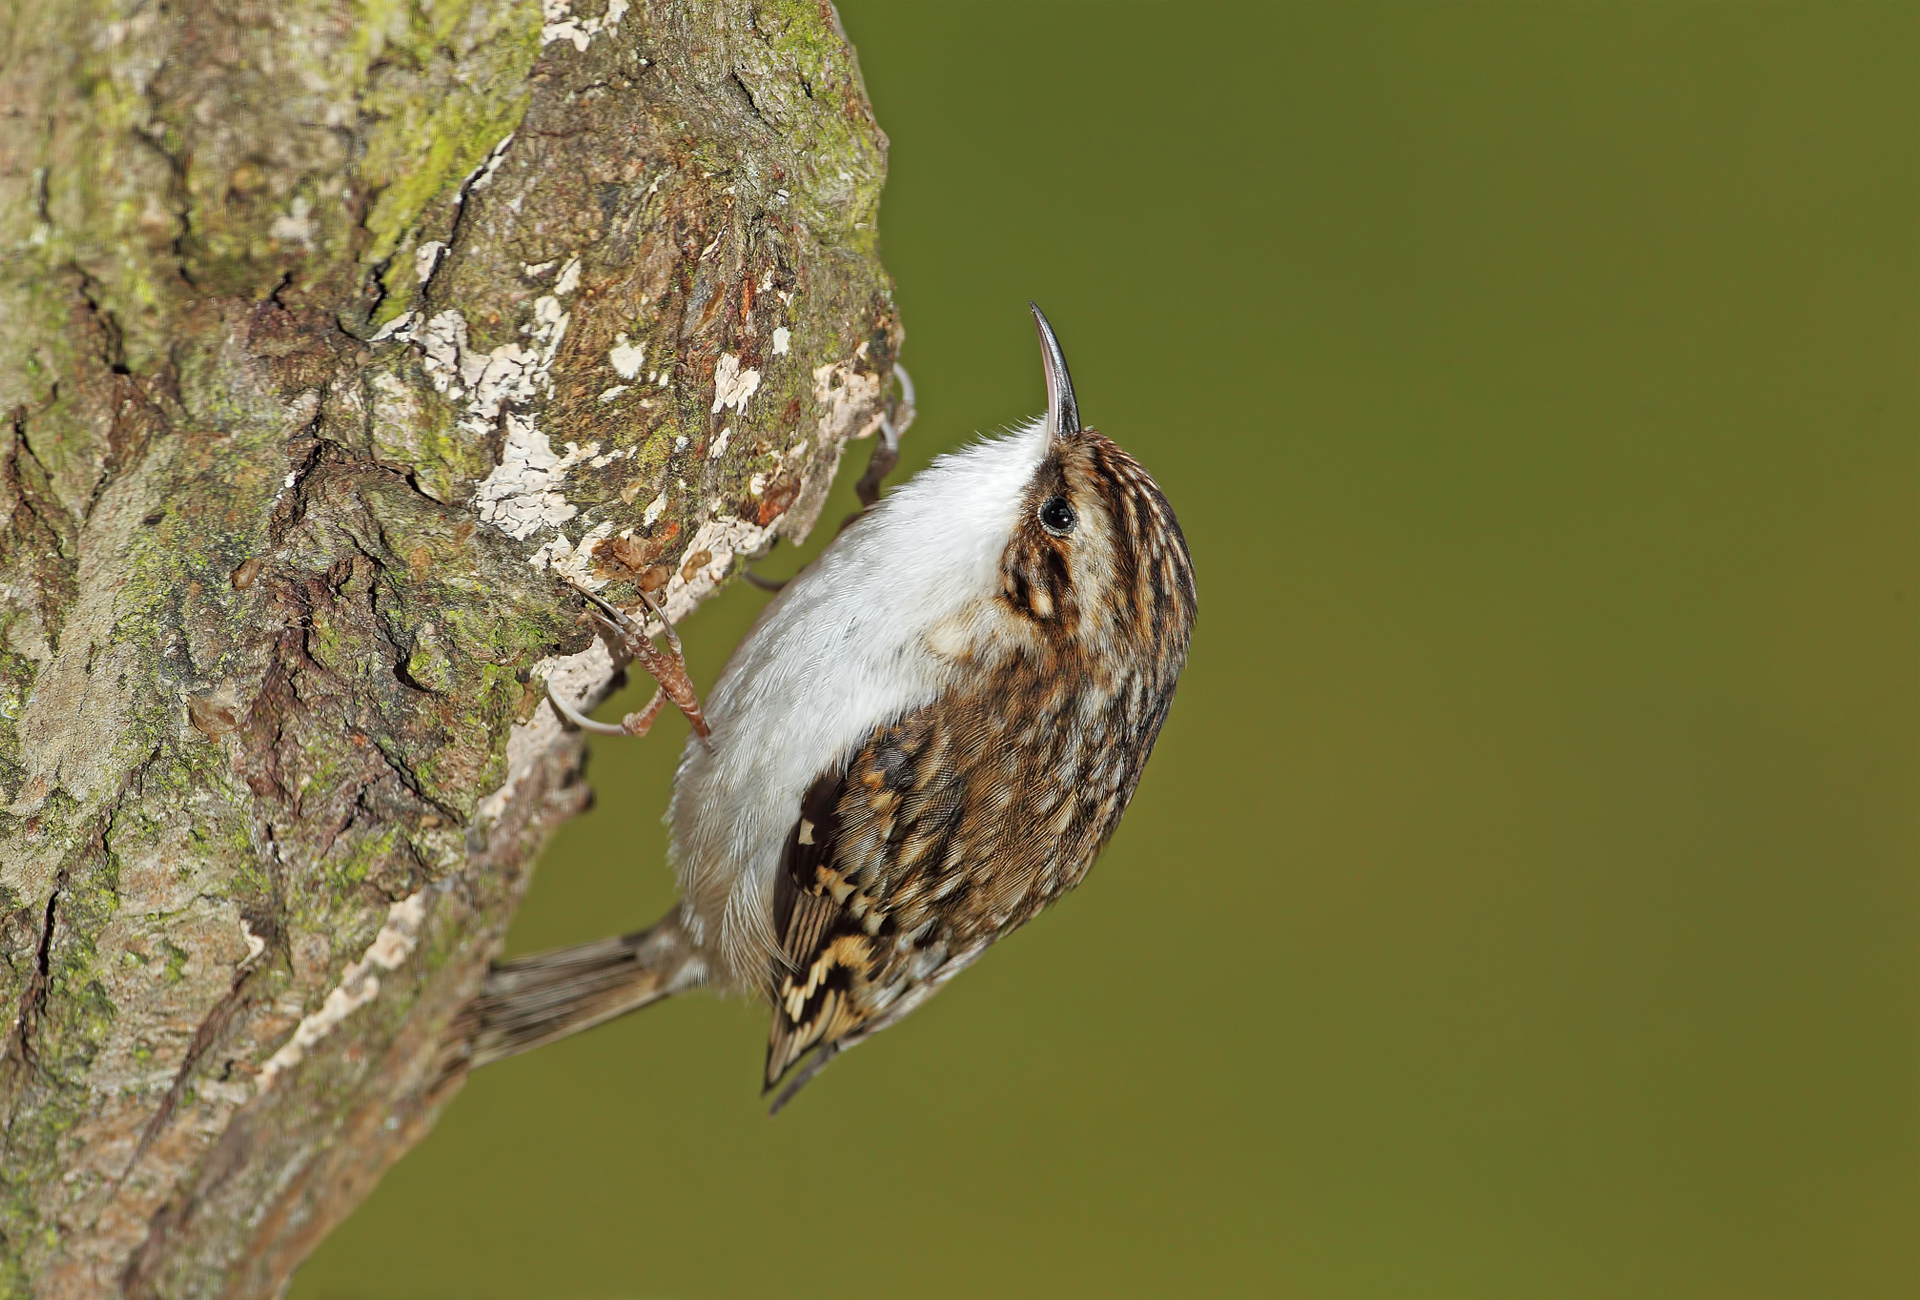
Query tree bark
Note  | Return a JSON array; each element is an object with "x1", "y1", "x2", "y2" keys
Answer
[{"x1": 0, "y1": 1, "x2": 901, "y2": 1294}]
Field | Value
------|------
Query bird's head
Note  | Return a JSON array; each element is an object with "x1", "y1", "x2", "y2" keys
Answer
[{"x1": 997, "y1": 305, "x2": 1196, "y2": 681}]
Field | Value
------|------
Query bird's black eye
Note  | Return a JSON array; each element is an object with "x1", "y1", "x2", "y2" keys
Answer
[{"x1": 1038, "y1": 495, "x2": 1077, "y2": 536}]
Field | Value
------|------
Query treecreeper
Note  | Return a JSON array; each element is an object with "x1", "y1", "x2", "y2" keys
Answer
[{"x1": 451, "y1": 305, "x2": 1197, "y2": 1110}]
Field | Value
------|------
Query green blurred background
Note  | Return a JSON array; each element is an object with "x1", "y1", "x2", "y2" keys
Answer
[{"x1": 295, "y1": 3, "x2": 1917, "y2": 1296}]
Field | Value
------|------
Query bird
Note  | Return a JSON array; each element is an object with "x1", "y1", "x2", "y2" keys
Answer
[{"x1": 459, "y1": 304, "x2": 1197, "y2": 1112}]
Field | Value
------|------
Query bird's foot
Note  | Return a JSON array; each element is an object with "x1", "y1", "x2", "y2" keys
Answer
[{"x1": 554, "y1": 580, "x2": 711, "y2": 740}]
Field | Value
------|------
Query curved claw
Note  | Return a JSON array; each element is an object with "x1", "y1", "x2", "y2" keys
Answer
[
  {"x1": 548, "y1": 683, "x2": 668, "y2": 739},
  {"x1": 631, "y1": 582, "x2": 681, "y2": 656},
  {"x1": 547, "y1": 683, "x2": 630, "y2": 736},
  {"x1": 569, "y1": 581, "x2": 633, "y2": 633},
  {"x1": 882, "y1": 363, "x2": 915, "y2": 450}
]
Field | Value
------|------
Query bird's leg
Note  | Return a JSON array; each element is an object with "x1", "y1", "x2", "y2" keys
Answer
[
  {"x1": 850, "y1": 431, "x2": 899, "y2": 514},
  {"x1": 559, "y1": 580, "x2": 711, "y2": 739},
  {"x1": 588, "y1": 584, "x2": 711, "y2": 739}
]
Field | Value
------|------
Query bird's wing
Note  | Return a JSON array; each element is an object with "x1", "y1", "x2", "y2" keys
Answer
[
  {"x1": 764, "y1": 705, "x2": 1016, "y2": 1109},
  {"x1": 765, "y1": 767, "x2": 870, "y2": 1096}
]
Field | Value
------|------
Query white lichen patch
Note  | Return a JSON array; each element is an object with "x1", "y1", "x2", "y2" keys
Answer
[
  {"x1": 473, "y1": 426, "x2": 600, "y2": 540},
  {"x1": 527, "y1": 533, "x2": 570, "y2": 575},
  {"x1": 709, "y1": 426, "x2": 731, "y2": 459},
  {"x1": 643, "y1": 490, "x2": 668, "y2": 526},
  {"x1": 532, "y1": 520, "x2": 617, "y2": 590},
  {"x1": 771, "y1": 326, "x2": 791, "y2": 356},
  {"x1": 609, "y1": 334, "x2": 646, "y2": 379},
  {"x1": 414, "y1": 240, "x2": 447, "y2": 283},
  {"x1": 598, "y1": 385, "x2": 628, "y2": 403},
  {"x1": 240, "y1": 919, "x2": 267, "y2": 965},
  {"x1": 543, "y1": 0, "x2": 629, "y2": 50},
  {"x1": 811, "y1": 358, "x2": 886, "y2": 448},
  {"x1": 370, "y1": 311, "x2": 416, "y2": 343},
  {"x1": 385, "y1": 256, "x2": 591, "y2": 547},
  {"x1": 270, "y1": 196, "x2": 316, "y2": 248},
  {"x1": 256, "y1": 890, "x2": 429, "y2": 1093},
  {"x1": 712, "y1": 353, "x2": 761, "y2": 414},
  {"x1": 467, "y1": 132, "x2": 515, "y2": 193}
]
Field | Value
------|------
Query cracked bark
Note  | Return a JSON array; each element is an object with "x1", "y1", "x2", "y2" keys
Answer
[{"x1": 0, "y1": 2, "x2": 902, "y2": 1295}]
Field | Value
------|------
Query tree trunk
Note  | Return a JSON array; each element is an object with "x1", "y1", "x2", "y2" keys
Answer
[{"x1": 0, "y1": 1, "x2": 900, "y2": 1293}]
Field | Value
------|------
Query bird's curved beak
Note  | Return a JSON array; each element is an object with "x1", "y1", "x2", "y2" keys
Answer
[{"x1": 1030, "y1": 302, "x2": 1081, "y2": 442}]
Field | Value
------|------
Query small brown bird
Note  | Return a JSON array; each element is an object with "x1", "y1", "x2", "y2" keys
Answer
[{"x1": 468, "y1": 305, "x2": 1196, "y2": 1111}]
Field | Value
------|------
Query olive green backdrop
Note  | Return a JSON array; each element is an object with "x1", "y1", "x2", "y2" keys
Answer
[{"x1": 294, "y1": 3, "x2": 1917, "y2": 1297}]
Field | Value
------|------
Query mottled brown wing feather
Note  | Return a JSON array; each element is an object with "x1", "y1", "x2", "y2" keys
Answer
[
  {"x1": 766, "y1": 770, "x2": 864, "y2": 1091},
  {"x1": 763, "y1": 890, "x2": 848, "y2": 1090},
  {"x1": 763, "y1": 703, "x2": 1043, "y2": 1104}
]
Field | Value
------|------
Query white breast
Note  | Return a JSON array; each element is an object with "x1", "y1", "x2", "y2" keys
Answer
[{"x1": 666, "y1": 420, "x2": 1048, "y2": 985}]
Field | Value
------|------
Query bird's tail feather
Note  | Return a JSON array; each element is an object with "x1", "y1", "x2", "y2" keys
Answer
[{"x1": 445, "y1": 910, "x2": 704, "y2": 1070}]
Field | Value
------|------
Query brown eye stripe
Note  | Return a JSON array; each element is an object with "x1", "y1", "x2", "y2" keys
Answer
[{"x1": 1040, "y1": 548, "x2": 1073, "y2": 614}]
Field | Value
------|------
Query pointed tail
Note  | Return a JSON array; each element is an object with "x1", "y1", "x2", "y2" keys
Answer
[{"x1": 444, "y1": 911, "x2": 705, "y2": 1071}]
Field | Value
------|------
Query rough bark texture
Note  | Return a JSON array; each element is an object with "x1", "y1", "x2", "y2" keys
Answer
[{"x1": 0, "y1": 1, "x2": 901, "y2": 1294}]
